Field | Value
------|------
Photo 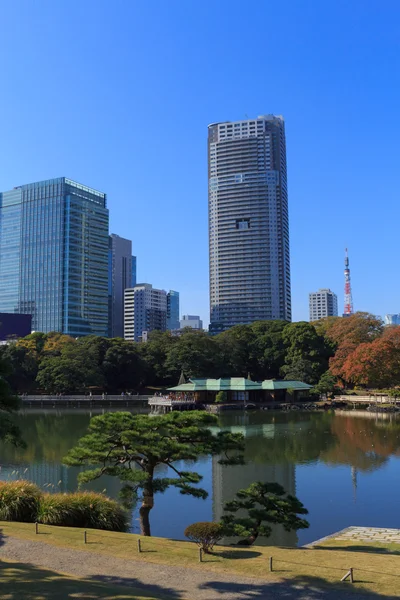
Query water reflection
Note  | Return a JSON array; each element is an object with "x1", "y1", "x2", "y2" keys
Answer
[{"x1": 1, "y1": 409, "x2": 400, "y2": 546}]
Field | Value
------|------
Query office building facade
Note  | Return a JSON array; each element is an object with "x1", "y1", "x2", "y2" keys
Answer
[
  {"x1": 167, "y1": 290, "x2": 180, "y2": 330},
  {"x1": 180, "y1": 315, "x2": 203, "y2": 330},
  {"x1": 384, "y1": 314, "x2": 400, "y2": 326},
  {"x1": 108, "y1": 234, "x2": 135, "y2": 337},
  {"x1": 208, "y1": 115, "x2": 291, "y2": 332},
  {"x1": 309, "y1": 288, "x2": 338, "y2": 321},
  {"x1": 124, "y1": 284, "x2": 167, "y2": 342},
  {"x1": 0, "y1": 177, "x2": 109, "y2": 336}
]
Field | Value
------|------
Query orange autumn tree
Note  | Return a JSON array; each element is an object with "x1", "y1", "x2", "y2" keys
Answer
[
  {"x1": 323, "y1": 312, "x2": 383, "y2": 386},
  {"x1": 341, "y1": 338, "x2": 400, "y2": 388}
]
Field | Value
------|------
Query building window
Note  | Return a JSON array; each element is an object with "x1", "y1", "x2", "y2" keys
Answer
[{"x1": 236, "y1": 219, "x2": 250, "y2": 230}]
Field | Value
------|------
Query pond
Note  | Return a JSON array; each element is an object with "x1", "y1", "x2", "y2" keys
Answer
[{"x1": 1, "y1": 408, "x2": 400, "y2": 546}]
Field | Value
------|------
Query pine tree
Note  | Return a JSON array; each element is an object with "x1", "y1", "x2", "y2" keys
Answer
[
  {"x1": 64, "y1": 411, "x2": 244, "y2": 536},
  {"x1": 221, "y1": 481, "x2": 309, "y2": 545}
]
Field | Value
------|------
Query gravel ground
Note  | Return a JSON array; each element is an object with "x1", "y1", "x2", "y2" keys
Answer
[{"x1": 0, "y1": 534, "x2": 395, "y2": 600}]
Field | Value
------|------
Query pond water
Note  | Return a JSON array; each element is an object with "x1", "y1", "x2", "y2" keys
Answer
[{"x1": 1, "y1": 409, "x2": 400, "y2": 546}]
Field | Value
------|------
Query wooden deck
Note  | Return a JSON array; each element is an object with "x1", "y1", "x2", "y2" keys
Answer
[{"x1": 148, "y1": 397, "x2": 199, "y2": 412}]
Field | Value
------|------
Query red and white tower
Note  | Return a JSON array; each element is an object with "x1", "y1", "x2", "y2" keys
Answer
[{"x1": 343, "y1": 248, "x2": 354, "y2": 316}]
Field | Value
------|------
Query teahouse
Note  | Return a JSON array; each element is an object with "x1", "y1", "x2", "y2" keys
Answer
[{"x1": 168, "y1": 378, "x2": 312, "y2": 405}]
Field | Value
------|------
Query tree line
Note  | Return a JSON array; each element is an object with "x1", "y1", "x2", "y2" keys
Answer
[{"x1": 0, "y1": 312, "x2": 399, "y2": 394}]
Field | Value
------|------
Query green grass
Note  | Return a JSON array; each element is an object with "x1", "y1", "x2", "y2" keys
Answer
[
  {"x1": 0, "y1": 557, "x2": 166, "y2": 599},
  {"x1": 315, "y1": 538, "x2": 400, "y2": 555},
  {"x1": 1, "y1": 521, "x2": 400, "y2": 597}
]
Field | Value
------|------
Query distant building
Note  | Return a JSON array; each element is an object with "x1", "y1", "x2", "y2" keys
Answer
[
  {"x1": 0, "y1": 177, "x2": 109, "y2": 336},
  {"x1": 167, "y1": 291, "x2": 180, "y2": 331},
  {"x1": 124, "y1": 284, "x2": 167, "y2": 342},
  {"x1": 384, "y1": 314, "x2": 400, "y2": 326},
  {"x1": 108, "y1": 234, "x2": 135, "y2": 338},
  {"x1": 180, "y1": 315, "x2": 203, "y2": 330},
  {"x1": 132, "y1": 256, "x2": 137, "y2": 287},
  {"x1": 309, "y1": 289, "x2": 338, "y2": 321},
  {"x1": 208, "y1": 115, "x2": 291, "y2": 333},
  {"x1": 0, "y1": 313, "x2": 32, "y2": 342}
]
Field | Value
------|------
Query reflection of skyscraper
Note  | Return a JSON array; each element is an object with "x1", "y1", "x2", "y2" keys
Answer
[
  {"x1": 0, "y1": 461, "x2": 122, "y2": 498},
  {"x1": 212, "y1": 456, "x2": 297, "y2": 546},
  {"x1": 0, "y1": 462, "x2": 71, "y2": 492}
]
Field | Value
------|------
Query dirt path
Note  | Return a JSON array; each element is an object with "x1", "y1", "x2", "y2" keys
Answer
[{"x1": 0, "y1": 534, "x2": 391, "y2": 599}]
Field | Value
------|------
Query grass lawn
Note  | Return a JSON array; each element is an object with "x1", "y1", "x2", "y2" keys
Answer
[
  {"x1": 314, "y1": 538, "x2": 400, "y2": 556},
  {"x1": 1, "y1": 521, "x2": 400, "y2": 597},
  {"x1": 0, "y1": 557, "x2": 164, "y2": 600}
]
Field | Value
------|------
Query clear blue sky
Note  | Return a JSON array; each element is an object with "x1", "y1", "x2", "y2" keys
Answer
[{"x1": 1, "y1": 0, "x2": 399, "y2": 324}]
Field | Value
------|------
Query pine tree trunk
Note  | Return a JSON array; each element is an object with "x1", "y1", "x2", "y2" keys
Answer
[
  {"x1": 238, "y1": 522, "x2": 260, "y2": 546},
  {"x1": 139, "y1": 468, "x2": 154, "y2": 536}
]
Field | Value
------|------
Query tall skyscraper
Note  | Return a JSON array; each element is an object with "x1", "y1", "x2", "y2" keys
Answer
[
  {"x1": 208, "y1": 115, "x2": 291, "y2": 333},
  {"x1": 124, "y1": 284, "x2": 167, "y2": 342},
  {"x1": 0, "y1": 177, "x2": 109, "y2": 336},
  {"x1": 309, "y1": 289, "x2": 338, "y2": 321},
  {"x1": 166, "y1": 290, "x2": 180, "y2": 330},
  {"x1": 108, "y1": 234, "x2": 135, "y2": 337}
]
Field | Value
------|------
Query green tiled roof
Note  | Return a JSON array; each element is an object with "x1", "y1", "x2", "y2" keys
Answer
[
  {"x1": 261, "y1": 380, "x2": 313, "y2": 390},
  {"x1": 168, "y1": 378, "x2": 260, "y2": 392},
  {"x1": 168, "y1": 378, "x2": 312, "y2": 392}
]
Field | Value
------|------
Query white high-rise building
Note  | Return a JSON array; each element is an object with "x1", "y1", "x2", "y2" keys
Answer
[
  {"x1": 309, "y1": 289, "x2": 338, "y2": 321},
  {"x1": 384, "y1": 314, "x2": 400, "y2": 326},
  {"x1": 124, "y1": 284, "x2": 167, "y2": 342},
  {"x1": 208, "y1": 115, "x2": 291, "y2": 333},
  {"x1": 180, "y1": 315, "x2": 203, "y2": 330}
]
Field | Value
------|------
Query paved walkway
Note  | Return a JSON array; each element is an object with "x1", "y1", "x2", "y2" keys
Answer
[
  {"x1": 0, "y1": 533, "x2": 393, "y2": 599},
  {"x1": 308, "y1": 526, "x2": 400, "y2": 547}
]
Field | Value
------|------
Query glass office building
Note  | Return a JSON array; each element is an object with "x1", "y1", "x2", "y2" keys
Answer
[
  {"x1": 167, "y1": 290, "x2": 180, "y2": 330},
  {"x1": 108, "y1": 234, "x2": 135, "y2": 338},
  {"x1": 0, "y1": 177, "x2": 109, "y2": 336}
]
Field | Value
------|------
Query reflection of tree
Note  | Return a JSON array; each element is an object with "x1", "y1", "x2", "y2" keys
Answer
[
  {"x1": 0, "y1": 413, "x2": 90, "y2": 465},
  {"x1": 243, "y1": 412, "x2": 337, "y2": 464},
  {"x1": 320, "y1": 414, "x2": 400, "y2": 472}
]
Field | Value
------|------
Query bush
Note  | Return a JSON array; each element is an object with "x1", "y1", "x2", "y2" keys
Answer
[
  {"x1": 0, "y1": 480, "x2": 41, "y2": 522},
  {"x1": 215, "y1": 391, "x2": 227, "y2": 404},
  {"x1": 184, "y1": 521, "x2": 223, "y2": 553},
  {"x1": 38, "y1": 491, "x2": 128, "y2": 531}
]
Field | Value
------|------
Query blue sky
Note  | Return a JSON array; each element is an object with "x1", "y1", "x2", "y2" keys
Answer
[{"x1": 1, "y1": 0, "x2": 399, "y2": 325}]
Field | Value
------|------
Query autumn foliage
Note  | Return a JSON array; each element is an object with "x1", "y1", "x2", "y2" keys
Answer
[{"x1": 323, "y1": 313, "x2": 400, "y2": 389}]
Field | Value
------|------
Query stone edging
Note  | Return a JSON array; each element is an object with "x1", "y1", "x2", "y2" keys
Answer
[{"x1": 303, "y1": 527, "x2": 356, "y2": 548}]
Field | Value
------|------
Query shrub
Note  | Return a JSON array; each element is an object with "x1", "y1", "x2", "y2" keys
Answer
[
  {"x1": 38, "y1": 491, "x2": 128, "y2": 531},
  {"x1": 0, "y1": 480, "x2": 41, "y2": 522},
  {"x1": 215, "y1": 391, "x2": 227, "y2": 404},
  {"x1": 184, "y1": 521, "x2": 223, "y2": 553}
]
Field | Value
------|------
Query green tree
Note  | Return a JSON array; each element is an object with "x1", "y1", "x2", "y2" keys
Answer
[
  {"x1": 281, "y1": 322, "x2": 332, "y2": 384},
  {"x1": 140, "y1": 331, "x2": 176, "y2": 386},
  {"x1": 165, "y1": 329, "x2": 221, "y2": 380},
  {"x1": 103, "y1": 340, "x2": 144, "y2": 391},
  {"x1": 0, "y1": 355, "x2": 24, "y2": 446},
  {"x1": 63, "y1": 411, "x2": 244, "y2": 536},
  {"x1": 36, "y1": 343, "x2": 103, "y2": 393},
  {"x1": 221, "y1": 482, "x2": 309, "y2": 546},
  {"x1": 0, "y1": 344, "x2": 38, "y2": 392},
  {"x1": 215, "y1": 391, "x2": 227, "y2": 403},
  {"x1": 249, "y1": 320, "x2": 287, "y2": 380},
  {"x1": 312, "y1": 371, "x2": 339, "y2": 396},
  {"x1": 216, "y1": 325, "x2": 255, "y2": 377}
]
